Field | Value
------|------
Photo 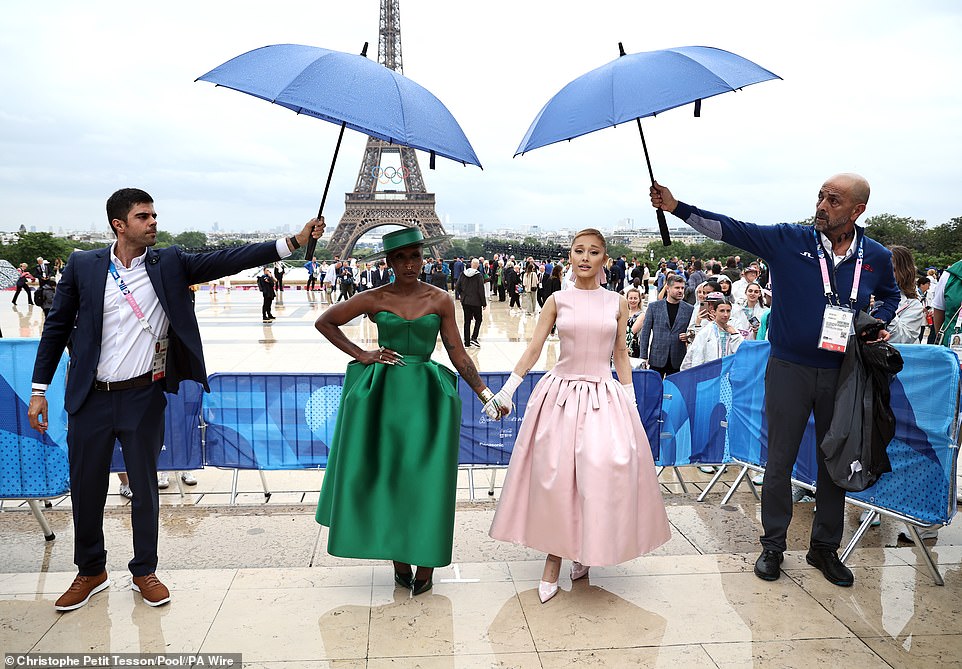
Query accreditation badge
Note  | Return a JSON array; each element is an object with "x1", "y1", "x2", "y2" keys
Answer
[
  {"x1": 818, "y1": 305, "x2": 855, "y2": 353},
  {"x1": 950, "y1": 332, "x2": 962, "y2": 358},
  {"x1": 152, "y1": 337, "x2": 169, "y2": 381}
]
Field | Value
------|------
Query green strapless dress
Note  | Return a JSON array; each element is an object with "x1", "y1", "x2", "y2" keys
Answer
[{"x1": 315, "y1": 311, "x2": 462, "y2": 567}]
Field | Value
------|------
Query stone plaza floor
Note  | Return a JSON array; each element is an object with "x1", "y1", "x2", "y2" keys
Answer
[{"x1": 2, "y1": 286, "x2": 961, "y2": 668}]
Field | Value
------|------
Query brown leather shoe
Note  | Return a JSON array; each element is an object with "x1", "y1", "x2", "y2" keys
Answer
[
  {"x1": 131, "y1": 573, "x2": 171, "y2": 607},
  {"x1": 55, "y1": 572, "x2": 110, "y2": 611}
]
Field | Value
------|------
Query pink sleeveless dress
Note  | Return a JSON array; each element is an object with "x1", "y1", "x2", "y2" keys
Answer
[{"x1": 489, "y1": 287, "x2": 671, "y2": 565}]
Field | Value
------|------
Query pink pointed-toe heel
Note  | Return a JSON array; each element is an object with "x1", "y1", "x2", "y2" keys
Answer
[
  {"x1": 570, "y1": 561, "x2": 590, "y2": 581},
  {"x1": 538, "y1": 580, "x2": 559, "y2": 604}
]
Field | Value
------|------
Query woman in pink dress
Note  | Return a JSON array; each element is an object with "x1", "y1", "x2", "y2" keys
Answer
[{"x1": 484, "y1": 229, "x2": 671, "y2": 603}]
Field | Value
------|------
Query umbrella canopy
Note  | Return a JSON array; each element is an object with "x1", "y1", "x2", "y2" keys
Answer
[
  {"x1": 516, "y1": 46, "x2": 781, "y2": 156},
  {"x1": 197, "y1": 44, "x2": 481, "y2": 168},
  {"x1": 0, "y1": 260, "x2": 21, "y2": 290},
  {"x1": 514, "y1": 45, "x2": 779, "y2": 246}
]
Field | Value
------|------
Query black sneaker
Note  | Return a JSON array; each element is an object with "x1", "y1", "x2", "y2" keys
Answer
[
  {"x1": 753, "y1": 549, "x2": 783, "y2": 581},
  {"x1": 805, "y1": 548, "x2": 853, "y2": 587},
  {"x1": 470, "y1": 339, "x2": 481, "y2": 348}
]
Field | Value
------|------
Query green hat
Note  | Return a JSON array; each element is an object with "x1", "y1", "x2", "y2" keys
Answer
[
  {"x1": 366, "y1": 227, "x2": 453, "y2": 261},
  {"x1": 383, "y1": 227, "x2": 425, "y2": 253}
]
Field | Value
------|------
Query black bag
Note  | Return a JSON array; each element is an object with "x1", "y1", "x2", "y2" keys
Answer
[{"x1": 820, "y1": 312, "x2": 904, "y2": 491}]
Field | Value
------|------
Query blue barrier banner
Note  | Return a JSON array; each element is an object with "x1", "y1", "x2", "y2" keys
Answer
[
  {"x1": 200, "y1": 371, "x2": 666, "y2": 471},
  {"x1": 204, "y1": 373, "x2": 343, "y2": 469},
  {"x1": 727, "y1": 341, "x2": 959, "y2": 524},
  {"x1": 848, "y1": 345, "x2": 960, "y2": 524},
  {"x1": 0, "y1": 339, "x2": 70, "y2": 499},
  {"x1": 458, "y1": 371, "x2": 663, "y2": 466},
  {"x1": 109, "y1": 381, "x2": 205, "y2": 473},
  {"x1": 659, "y1": 358, "x2": 727, "y2": 466},
  {"x1": 727, "y1": 341, "x2": 819, "y2": 485}
]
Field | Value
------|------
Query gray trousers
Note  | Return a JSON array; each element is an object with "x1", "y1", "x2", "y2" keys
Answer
[{"x1": 760, "y1": 357, "x2": 845, "y2": 553}]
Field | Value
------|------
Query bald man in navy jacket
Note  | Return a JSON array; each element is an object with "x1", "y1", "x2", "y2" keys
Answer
[{"x1": 652, "y1": 174, "x2": 899, "y2": 589}]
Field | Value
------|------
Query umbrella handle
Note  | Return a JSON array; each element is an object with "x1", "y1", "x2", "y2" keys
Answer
[{"x1": 656, "y1": 209, "x2": 671, "y2": 247}]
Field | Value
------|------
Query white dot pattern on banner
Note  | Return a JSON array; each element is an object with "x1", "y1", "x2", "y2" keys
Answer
[
  {"x1": 304, "y1": 385, "x2": 342, "y2": 445},
  {"x1": 720, "y1": 371, "x2": 733, "y2": 461}
]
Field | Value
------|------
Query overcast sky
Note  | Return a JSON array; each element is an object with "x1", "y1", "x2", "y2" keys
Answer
[{"x1": 1, "y1": 1, "x2": 960, "y2": 236}]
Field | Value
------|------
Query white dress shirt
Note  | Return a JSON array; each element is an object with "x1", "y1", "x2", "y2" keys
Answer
[
  {"x1": 98, "y1": 238, "x2": 291, "y2": 382},
  {"x1": 98, "y1": 245, "x2": 170, "y2": 382}
]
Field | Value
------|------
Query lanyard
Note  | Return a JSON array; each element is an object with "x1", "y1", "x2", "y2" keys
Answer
[
  {"x1": 715, "y1": 324, "x2": 732, "y2": 358},
  {"x1": 815, "y1": 229, "x2": 864, "y2": 307},
  {"x1": 108, "y1": 260, "x2": 154, "y2": 334}
]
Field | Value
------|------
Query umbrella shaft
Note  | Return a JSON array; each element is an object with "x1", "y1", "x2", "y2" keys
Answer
[
  {"x1": 317, "y1": 122, "x2": 347, "y2": 218},
  {"x1": 634, "y1": 118, "x2": 655, "y2": 184},
  {"x1": 304, "y1": 121, "x2": 347, "y2": 260}
]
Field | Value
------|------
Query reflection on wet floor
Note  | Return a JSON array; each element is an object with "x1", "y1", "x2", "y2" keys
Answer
[{"x1": 2, "y1": 287, "x2": 961, "y2": 667}]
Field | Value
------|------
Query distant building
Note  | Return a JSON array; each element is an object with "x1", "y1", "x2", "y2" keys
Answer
[{"x1": 449, "y1": 221, "x2": 481, "y2": 236}]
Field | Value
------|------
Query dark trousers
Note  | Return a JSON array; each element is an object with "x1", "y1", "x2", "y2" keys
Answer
[
  {"x1": 12, "y1": 285, "x2": 33, "y2": 304},
  {"x1": 262, "y1": 295, "x2": 274, "y2": 319},
  {"x1": 68, "y1": 383, "x2": 167, "y2": 576},
  {"x1": 761, "y1": 357, "x2": 844, "y2": 553},
  {"x1": 462, "y1": 304, "x2": 482, "y2": 344},
  {"x1": 651, "y1": 361, "x2": 680, "y2": 378}
]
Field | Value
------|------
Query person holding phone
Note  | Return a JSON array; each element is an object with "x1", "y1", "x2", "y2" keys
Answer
[
  {"x1": 731, "y1": 282, "x2": 769, "y2": 339},
  {"x1": 682, "y1": 293, "x2": 744, "y2": 370}
]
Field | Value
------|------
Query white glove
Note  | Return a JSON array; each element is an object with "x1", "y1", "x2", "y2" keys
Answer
[
  {"x1": 483, "y1": 372, "x2": 523, "y2": 419},
  {"x1": 621, "y1": 383, "x2": 637, "y2": 406}
]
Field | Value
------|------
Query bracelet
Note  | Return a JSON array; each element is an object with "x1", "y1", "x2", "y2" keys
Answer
[
  {"x1": 478, "y1": 387, "x2": 495, "y2": 403},
  {"x1": 31, "y1": 391, "x2": 45, "y2": 397},
  {"x1": 287, "y1": 235, "x2": 301, "y2": 250}
]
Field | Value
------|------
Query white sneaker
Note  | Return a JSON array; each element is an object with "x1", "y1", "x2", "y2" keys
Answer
[
  {"x1": 859, "y1": 509, "x2": 881, "y2": 527},
  {"x1": 157, "y1": 472, "x2": 169, "y2": 489},
  {"x1": 900, "y1": 524, "x2": 941, "y2": 542},
  {"x1": 699, "y1": 466, "x2": 717, "y2": 474},
  {"x1": 751, "y1": 473, "x2": 765, "y2": 485},
  {"x1": 180, "y1": 471, "x2": 197, "y2": 486},
  {"x1": 119, "y1": 484, "x2": 133, "y2": 499}
]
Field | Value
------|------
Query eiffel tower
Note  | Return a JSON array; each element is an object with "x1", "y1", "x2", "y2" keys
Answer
[{"x1": 325, "y1": 0, "x2": 451, "y2": 259}]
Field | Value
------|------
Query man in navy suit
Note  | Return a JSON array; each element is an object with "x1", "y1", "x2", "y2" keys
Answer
[
  {"x1": 371, "y1": 260, "x2": 390, "y2": 288},
  {"x1": 28, "y1": 188, "x2": 323, "y2": 611},
  {"x1": 636, "y1": 274, "x2": 693, "y2": 377}
]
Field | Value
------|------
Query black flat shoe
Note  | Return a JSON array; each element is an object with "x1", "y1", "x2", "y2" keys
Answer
[
  {"x1": 411, "y1": 578, "x2": 433, "y2": 596},
  {"x1": 753, "y1": 549, "x2": 783, "y2": 581},
  {"x1": 394, "y1": 570, "x2": 414, "y2": 589}
]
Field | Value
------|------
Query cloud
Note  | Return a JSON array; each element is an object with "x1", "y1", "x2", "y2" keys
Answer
[{"x1": 1, "y1": 0, "x2": 960, "y2": 235}]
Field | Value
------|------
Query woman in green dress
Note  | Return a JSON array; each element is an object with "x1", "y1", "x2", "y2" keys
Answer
[{"x1": 314, "y1": 228, "x2": 504, "y2": 596}]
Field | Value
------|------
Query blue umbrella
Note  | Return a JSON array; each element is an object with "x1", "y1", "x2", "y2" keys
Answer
[
  {"x1": 516, "y1": 45, "x2": 780, "y2": 245},
  {"x1": 197, "y1": 43, "x2": 481, "y2": 258}
]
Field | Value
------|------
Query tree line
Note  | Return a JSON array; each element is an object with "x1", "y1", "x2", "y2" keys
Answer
[{"x1": 3, "y1": 213, "x2": 960, "y2": 274}]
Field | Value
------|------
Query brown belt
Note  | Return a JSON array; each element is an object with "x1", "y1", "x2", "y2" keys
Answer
[{"x1": 93, "y1": 371, "x2": 154, "y2": 392}]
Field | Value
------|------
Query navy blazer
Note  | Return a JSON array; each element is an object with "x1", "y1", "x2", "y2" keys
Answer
[
  {"x1": 33, "y1": 242, "x2": 282, "y2": 414},
  {"x1": 637, "y1": 299, "x2": 694, "y2": 368}
]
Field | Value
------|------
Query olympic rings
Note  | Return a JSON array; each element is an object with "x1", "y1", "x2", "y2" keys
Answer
[{"x1": 369, "y1": 166, "x2": 409, "y2": 185}]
